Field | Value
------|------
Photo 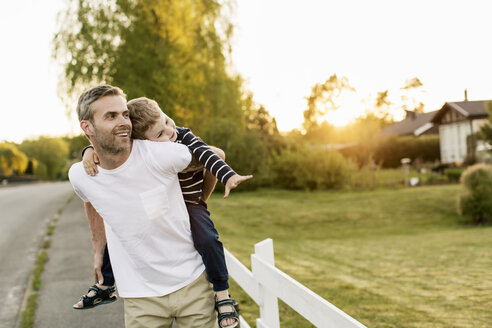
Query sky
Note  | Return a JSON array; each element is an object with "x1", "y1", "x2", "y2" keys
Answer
[{"x1": 1, "y1": 0, "x2": 491, "y2": 142}]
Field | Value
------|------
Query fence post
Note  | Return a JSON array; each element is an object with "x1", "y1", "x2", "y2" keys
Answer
[{"x1": 252, "y1": 239, "x2": 280, "y2": 328}]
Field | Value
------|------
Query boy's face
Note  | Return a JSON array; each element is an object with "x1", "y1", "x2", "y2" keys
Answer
[{"x1": 144, "y1": 112, "x2": 177, "y2": 142}]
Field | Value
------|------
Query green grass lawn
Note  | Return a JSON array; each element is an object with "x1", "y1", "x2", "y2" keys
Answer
[{"x1": 207, "y1": 184, "x2": 492, "y2": 328}]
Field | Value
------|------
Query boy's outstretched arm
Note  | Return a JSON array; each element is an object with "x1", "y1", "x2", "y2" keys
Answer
[
  {"x1": 177, "y1": 127, "x2": 253, "y2": 197},
  {"x1": 202, "y1": 146, "x2": 225, "y2": 202},
  {"x1": 224, "y1": 174, "x2": 253, "y2": 198}
]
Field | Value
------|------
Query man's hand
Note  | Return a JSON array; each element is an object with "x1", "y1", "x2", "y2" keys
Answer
[
  {"x1": 83, "y1": 147, "x2": 100, "y2": 176},
  {"x1": 224, "y1": 174, "x2": 253, "y2": 198}
]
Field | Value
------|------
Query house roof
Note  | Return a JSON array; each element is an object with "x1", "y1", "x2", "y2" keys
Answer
[
  {"x1": 431, "y1": 100, "x2": 491, "y2": 124},
  {"x1": 380, "y1": 110, "x2": 438, "y2": 137}
]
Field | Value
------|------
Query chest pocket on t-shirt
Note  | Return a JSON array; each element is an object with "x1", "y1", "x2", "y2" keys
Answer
[{"x1": 139, "y1": 186, "x2": 170, "y2": 220}]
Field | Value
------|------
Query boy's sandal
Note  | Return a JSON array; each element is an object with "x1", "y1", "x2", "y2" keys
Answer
[
  {"x1": 215, "y1": 297, "x2": 240, "y2": 328},
  {"x1": 73, "y1": 285, "x2": 117, "y2": 310}
]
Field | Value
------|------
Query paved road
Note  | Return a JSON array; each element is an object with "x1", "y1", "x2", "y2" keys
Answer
[
  {"x1": 2, "y1": 182, "x2": 215, "y2": 327},
  {"x1": 35, "y1": 190, "x2": 124, "y2": 327},
  {"x1": 0, "y1": 182, "x2": 74, "y2": 328}
]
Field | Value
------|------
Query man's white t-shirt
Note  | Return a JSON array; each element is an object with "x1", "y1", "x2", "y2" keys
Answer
[{"x1": 68, "y1": 140, "x2": 205, "y2": 297}]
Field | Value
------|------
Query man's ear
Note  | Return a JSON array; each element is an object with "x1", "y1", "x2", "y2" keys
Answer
[{"x1": 80, "y1": 120, "x2": 94, "y2": 137}]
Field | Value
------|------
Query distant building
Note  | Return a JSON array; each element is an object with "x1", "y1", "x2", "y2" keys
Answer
[
  {"x1": 431, "y1": 99, "x2": 490, "y2": 164},
  {"x1": 379, "y1": 110, "x2": 438, "y2": 137}
]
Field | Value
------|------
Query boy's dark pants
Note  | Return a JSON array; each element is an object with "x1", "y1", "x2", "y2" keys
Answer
[
  {"x1": 100, "y1": 245, "x2": 115, "y2": 287},
  {"x1": 101, "y1": 199, "x2": 229, "y2": 291}
]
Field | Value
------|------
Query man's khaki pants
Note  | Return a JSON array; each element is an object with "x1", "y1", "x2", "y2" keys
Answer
[{"x1": 124, "y1": 272, "x2": 218, "y2": 328}]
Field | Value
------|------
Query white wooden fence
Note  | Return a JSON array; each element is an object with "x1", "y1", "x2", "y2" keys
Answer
[{"x1": 224, "y1": 239, "x2": 367, "y2": 328}]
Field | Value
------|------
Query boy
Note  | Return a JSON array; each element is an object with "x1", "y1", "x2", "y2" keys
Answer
[{"x1": 74, "y1": 97, "x2": 251, "y2": 328}]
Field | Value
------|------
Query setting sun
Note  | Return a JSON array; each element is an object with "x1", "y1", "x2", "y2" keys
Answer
[{"x1": 322, "y1": 95, "x2": 366, "y2": 127}]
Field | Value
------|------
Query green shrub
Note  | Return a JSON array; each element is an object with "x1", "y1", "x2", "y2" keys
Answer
[
  {"x1": 19, "y1": 137, "x2": 69, "y2": 180},
  {"x1": 348, "y1": 167, "x2": 402, "y2": 189},
  {"x1": 34, "y1": 162, "x2": 48, "y2": 179},
  {"x1": 457, "y1": 164, "x2": 492, "y2": 224},
  {"x1": 270, "y1": 147, "x2": 354, "y2": 190},
  {"x1": 0, "y1": 143, "x2": 29, "y2": 176},
  {"x1": 201, "y1": 122, "x2": 274, "y2": 191},
  {"x1": 348, "y1": 166, "x2": 381, "y2": 189},
  {"x1": 420, "y1": 171, "x2": 448, "y2": 184},
  {"x1": 444, "y1": 167, "x2": 464, "y2": 182},
  {"x1": 375, "y1": 135, "x2": 441, "y2": 168},
  {"x1": 341, "y1": 135, "x2": 440, "y2": 168}
]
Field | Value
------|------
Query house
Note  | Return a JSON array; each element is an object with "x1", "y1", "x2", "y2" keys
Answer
[
  {"x1": 431, "y1": 99, "x2": 491, "y2": 164},
  {"x1": 379, "y1": 110, "x2": 439, "y2": 137}
]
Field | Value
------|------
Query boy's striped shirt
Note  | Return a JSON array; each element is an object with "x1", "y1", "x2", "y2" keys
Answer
[{"x1": 176, "y1": 127, "x2": 236, "y2": 204}]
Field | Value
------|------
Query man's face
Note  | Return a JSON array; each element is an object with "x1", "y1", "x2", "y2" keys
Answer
[
  {"x1": 144, "y1": 112, "x2": 177, "y2": 142},
  {"x1": 86, "y1": 95, "x2": 132, "y2": 154}
]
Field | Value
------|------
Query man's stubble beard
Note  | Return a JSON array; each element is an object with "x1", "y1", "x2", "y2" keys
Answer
[{"x1": 93, "y1": 124, "x2": 131, "y2": 155}]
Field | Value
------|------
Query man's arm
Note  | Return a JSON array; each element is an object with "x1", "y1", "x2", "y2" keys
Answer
[{"x1": 84, "y1": 202, "x2": 107, "y2": 285}]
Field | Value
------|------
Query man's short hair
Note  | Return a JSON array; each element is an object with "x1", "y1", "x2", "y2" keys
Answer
[
  {"x1": 127, "y1": 97, "x2": 162, "y2": 140},
  {"x1": 76, "y1": 85, "x2": 126, "y2": 122}
]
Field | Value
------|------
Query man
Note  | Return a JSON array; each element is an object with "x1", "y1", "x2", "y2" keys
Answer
[{"x1": 69, "y1": 85, "x2": 219, "y2": 327}]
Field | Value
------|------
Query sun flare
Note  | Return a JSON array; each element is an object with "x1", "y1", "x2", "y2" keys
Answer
[{"x1": 321, "y1": 96, "x2": 366, "y2": 127}]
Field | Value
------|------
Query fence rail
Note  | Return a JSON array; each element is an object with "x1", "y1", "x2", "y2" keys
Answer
[{"x1": 224, "y1": 239, "x2": 367, "y2": 328}]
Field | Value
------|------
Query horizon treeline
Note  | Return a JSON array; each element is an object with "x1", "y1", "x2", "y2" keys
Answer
[{"x1": 2, "y1": 0, "x2": 490, "y2": 189}]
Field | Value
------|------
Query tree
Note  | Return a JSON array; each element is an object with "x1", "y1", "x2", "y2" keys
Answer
[
  {"x1": 302, "y1": 74, "x2": 355, "y2": 133},
  {"x1": 242, "y1": 92, "x2": 279, "y2": 136},
  {"x1": 373, "y1": 90, "x2": 394, "y2": 125},
  {"x1": 400, "y1": 77, "x2": 425, "y2": 113},
  {"x1": 0, "y1": 143, "x2": 28, "y2": 177},
  {"x1": 24, "y1": 158, "x2": 38, "y2": 176},
  {"x1": 336, "y1": 113, "x2": 387, "y2": 166},
  {"x1": 63, "y1": 134, "x2": 91, "y2": 159},
  {"x1": 18, "y1": 137, "x2": 69, "y2": 179},
  {"x1": 53, "y1": 0, "x2": 244, "y2": 137},
  {"x1": 302, "y1": 121, "x2": 337, "y2": 145}
]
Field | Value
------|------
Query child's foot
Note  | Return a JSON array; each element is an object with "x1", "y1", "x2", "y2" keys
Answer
[
  {"x1": 215, "y1": 290, "x2": 239, "y2": 328},
  {"x1": 73, "y1": 284, "x2": 117, "y2": 310}
]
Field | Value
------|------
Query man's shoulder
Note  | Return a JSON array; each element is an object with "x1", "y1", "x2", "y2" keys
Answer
[
  {"x1": 137, "y1": 139, "x2": 187, "y2": 152},
  {"x1": 68, "y1": 161, "x2": 85, "y2": 184},
  {"x1": 136, "y1": 140, "x2": 190, "y2": 173},
  {"x1": 68, "y1": 161, "x2": 84, "y2": 177}
]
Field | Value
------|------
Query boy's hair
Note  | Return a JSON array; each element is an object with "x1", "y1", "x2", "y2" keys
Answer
[
  {"x1": 127, "y1": 97, "x2": 162, "y2": 140},
  {"x1": 77, "y1": 85, "x2": 126, "y2": 122}
]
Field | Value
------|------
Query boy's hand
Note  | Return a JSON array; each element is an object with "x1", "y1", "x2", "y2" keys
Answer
[
  {"x1": 224, "y1": 174, "x2": 253, "y2": 198},
  {"x1": 83, "y1": 147, "x2": 100, "y2": 176}
]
